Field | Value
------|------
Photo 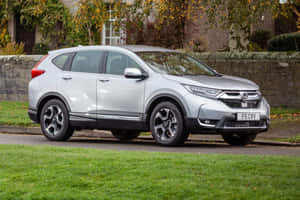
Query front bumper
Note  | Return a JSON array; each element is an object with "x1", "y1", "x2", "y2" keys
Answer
[
  {"x1": 185, "y1": 115, "x2": 269, "y2": 134},
  {"x1": 28, "y1": 108, "x2": 39, "y2": 123},
  {"x1": 184, "y1": 95, "x2": 270, "y2": 134}
]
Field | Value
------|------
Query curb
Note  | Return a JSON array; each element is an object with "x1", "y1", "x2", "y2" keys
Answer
[
  {"x1": 253, "y1": 140, "x2": 300, "y2": 147},
  {"x1": 138, "y1": 136, "x2": 300, "y2": 147},
  {"x1": 0, "y1": 126, "x2": 299, "y2": 147},
  {"x1": 0, "y1": 126, "x2": 41, "y2": 135}
]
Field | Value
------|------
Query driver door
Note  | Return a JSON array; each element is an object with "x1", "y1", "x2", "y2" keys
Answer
[{"x1": 97, "y1": 51, "x2": 145, "y2": 120}]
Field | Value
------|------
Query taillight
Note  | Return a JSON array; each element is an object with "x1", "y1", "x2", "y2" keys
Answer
[{"x1": 31, "y1": 55, "x2": 48, "y2": 79}]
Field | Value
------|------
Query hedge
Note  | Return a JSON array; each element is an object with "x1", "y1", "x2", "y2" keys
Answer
[{"x1": 267, "y1": 32, "x2": 300, "y2": 51}]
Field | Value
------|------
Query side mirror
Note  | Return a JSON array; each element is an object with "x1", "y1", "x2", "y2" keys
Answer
[{"x1": 124, "y1": 68, "x2": 147, "y2": 79}]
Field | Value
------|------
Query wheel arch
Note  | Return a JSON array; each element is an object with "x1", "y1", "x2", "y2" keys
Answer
[
  {"x1": 145, "y1": 94, "x2": 188, "y2": 125},
  {"x1": 37, "y1": 92, "x2": 71, "y2": 123}
]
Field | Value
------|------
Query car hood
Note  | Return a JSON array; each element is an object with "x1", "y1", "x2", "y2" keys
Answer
[{"x1": 163, "y1": 74, "x2": 259, "y2": 91}]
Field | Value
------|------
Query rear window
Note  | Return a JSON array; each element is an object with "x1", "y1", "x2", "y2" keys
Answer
[
  {"x1": 52, "y1": 53, "x2": 71, "y2": 69},
  {"x1": 71, "y1": 51, "x2": 103, "y2": 74}
]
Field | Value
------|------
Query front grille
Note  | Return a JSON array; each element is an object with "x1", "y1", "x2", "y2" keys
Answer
[
  {"x1": 221, "y1": 99, "x2": 261, "y2": 108},
  {"x1": 224, "y1": 120, "x2": 265, "y2": 128},
  {"x1": 219, "y1": 91, "x2": 261, "y2": 109}
]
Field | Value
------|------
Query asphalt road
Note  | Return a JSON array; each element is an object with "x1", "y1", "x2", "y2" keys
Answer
[{"x1": 1, "y1": 133, "x2": 300, "y2": 156}]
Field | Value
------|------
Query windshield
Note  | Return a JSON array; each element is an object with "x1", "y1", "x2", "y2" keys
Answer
[{"x1": 137, "y1": 52, "x2": 216, "y2": 76}]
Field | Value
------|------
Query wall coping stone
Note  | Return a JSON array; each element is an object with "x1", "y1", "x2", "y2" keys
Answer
[
  {"x1": 0, "y1": 52, "x2": 299, "y2": 62},
  {"x1": 189, "y1": 52, "x2": 300, "y2": 61},
  {"x1": 0, "y1": 55, "x2": 44, "y2": 62}
]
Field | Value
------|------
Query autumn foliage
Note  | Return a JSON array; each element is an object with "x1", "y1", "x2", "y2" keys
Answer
[{"x1": 0, "y1": 0, "x2": 299, "y2": 51}]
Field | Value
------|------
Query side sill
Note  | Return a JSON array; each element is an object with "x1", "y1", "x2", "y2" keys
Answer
[
  {"x1": 69, "y1": 115, "x2": 97, "y2": 129},
  {"x1": 69, "y1": 114, "x2": 148, "y2": 131}
]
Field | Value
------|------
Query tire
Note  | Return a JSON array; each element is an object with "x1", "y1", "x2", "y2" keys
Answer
[
  {"x1": 111, "y1": 130, "x2": 140, "y2": 140},
  {"x1": 222, "y1": 133, "x2": 257, "y2": 146},
  {"x1": 40, "y1": 99, "x2": 74, "y2": 141},
  {"x1": 150, "y1": 101, "x2": 189, "y2": 146}
]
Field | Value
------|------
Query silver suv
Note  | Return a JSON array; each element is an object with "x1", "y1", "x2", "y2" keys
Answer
[{"x1": 28, "y1": 45, "x2": 270, "y2": 146}]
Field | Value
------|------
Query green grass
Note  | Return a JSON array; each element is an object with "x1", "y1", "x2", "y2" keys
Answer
[
  {"x1": 272, "y1": 135, "x2": 300, "y2": 143},
  {"x1": 271, "y1": 107, "x2": 300, "y2": 115},
  {"x1": 285, "y1": 135, "x2": 300, "y2": 143},
  {"x1": 0, "y1": 101, "x2": 37, "y2": 127},
  {"x1": 0, "y1": 101, "x2": 300, "y2": 127},
  {"x1": 0, "y1": 144, "x2": 299, "y2": 200}
]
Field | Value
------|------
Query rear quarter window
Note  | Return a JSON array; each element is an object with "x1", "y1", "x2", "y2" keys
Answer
[{"x1": 52, "y1": 53, "x2": 71, "y2": 69}]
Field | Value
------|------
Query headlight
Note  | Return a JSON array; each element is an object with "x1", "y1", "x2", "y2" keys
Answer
[{"x1": 182, "y1": 84, "x2": 222, "y2": 98}]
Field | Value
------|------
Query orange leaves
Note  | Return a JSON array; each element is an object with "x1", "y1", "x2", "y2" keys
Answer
[{"x1": 73, "y1": 0, "x2": 108, "y2": 32}]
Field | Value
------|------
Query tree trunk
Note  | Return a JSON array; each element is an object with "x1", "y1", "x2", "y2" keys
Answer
[{"x1": 88, "y1": 27, "x2": 94, "y2": 45}]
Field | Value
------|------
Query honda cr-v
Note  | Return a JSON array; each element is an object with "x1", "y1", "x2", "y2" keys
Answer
[{"x1": 28, "y1": 45, "x2": 270, "y2": 146}]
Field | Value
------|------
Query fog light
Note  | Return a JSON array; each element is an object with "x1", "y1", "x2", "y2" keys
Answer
[
  {"x1": 204, "y1": 120, "x2": 210, "y2": 124},
  {"x1": 198, "y1": 119, "x2": 218, "y2": 128}
]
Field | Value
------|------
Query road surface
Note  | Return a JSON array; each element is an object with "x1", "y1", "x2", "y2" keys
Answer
[{"x1": 0, "y1": 133, "x2": 300, "y2": 156}]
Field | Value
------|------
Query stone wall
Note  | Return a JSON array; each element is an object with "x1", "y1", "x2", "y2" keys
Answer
[
  {"x1": 191, "y1": 52, "x2": 300, "y2": 108},
  {"x1": 0, "y1": 53, "x2": 300, "y2": 108},
  {"x1": 0, "y1": 55, "x2": 43, "y2": 102}
]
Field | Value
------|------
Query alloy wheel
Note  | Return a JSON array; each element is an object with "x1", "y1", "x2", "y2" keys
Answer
[
  {"x1": 153, "y1": 108, "x2": 178, "y2": 141},
  {"x1": 42, "y1": 105, "x2": 64, "y2": 136}
]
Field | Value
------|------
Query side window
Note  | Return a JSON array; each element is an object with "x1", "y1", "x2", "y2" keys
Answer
[
  {"x1": 71, "y1": 51, "x2": 103, "y2": 73},
  {"x1": 106, "y1": 52, "x2": 141, "y2": 75},
  {"x1": 52, "y1": 54, "x2": 71, "y2": 69}
]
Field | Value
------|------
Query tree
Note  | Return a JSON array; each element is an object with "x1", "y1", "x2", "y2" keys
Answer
[
  {"x1": 202, "y1": 0, "x2": 298, "y2": 51},
  {"x1": 73, "y1": 0, "x2": 108, "y2": 45},
  {"x1": 12, "y1": 0, "x2": 72, "y2": 48},
  {"x1": 275, "y1": 0, "x2": 300, "y2": 32},
  {"x1": 73, "y1": 0, "x2": 202, "y2": 48},
  {"x1": 116, "y1": 0, "x2": 203, "y2": 48},
  {"x1": 0, "y1": 0, "x2": 11, "y2": 47}
]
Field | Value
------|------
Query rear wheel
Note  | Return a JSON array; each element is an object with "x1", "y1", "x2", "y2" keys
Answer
[
  {"x1": 150, "y1": 102, "x2": 188, "y2": 146},
  {"x1": 40, "y1": 99, "x2": 74, "y2": 141},
  {"x1": 111, "y1": 130, "x2": 140, "y2": 140},
  {"x1": 222, "y1": 133, "x2": 257, "y2": 146}
]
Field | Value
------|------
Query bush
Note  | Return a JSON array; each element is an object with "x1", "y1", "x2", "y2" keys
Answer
[
  {"x1": 32, "y1": 43, "x2": 49, "y2": 55},
  {"x1": 189, "y1": 37, "x2": 207, "y2": 52},
  {"x1": 0, "y1": 42, "x2": 25, "y2": 55},
  {"x1": 248, "y1": 42, "x2": 264, "y2": 52},
  {"x1": 249, "y1": 29, "x2": 272, "y2": 49},
  {"x1": 267, "y1": 32, "x2": 300, "y2": 51}
]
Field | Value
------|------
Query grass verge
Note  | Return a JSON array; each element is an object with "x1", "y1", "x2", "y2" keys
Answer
[
  {"x1": 271, "y1": 135, "x2": 300, "y2": 143},
  {"x1": 0, "y1": 144, "x2": 299, "y2": 200},
  {"x1": 0, "y1": 101, "x2": 37, "y2": 127},
  {"x1": 271, "y1": 107, "x2": 300, "y2": 115}
]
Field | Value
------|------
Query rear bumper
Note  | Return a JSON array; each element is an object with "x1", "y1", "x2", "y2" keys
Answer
[
  {"x1": 28, "y1": 109, "x2": 39, "y2": 123},
  {"x1": 185, "y1": 115, "x2": 269, "y2": 135}
]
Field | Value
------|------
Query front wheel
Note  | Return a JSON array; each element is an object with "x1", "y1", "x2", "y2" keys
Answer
[
  {"x1": 222, "y1": 133, "x2": 257, "y2": 146},
  {"x1": 150, "y1": 102, "x2": 188, "y2": 146},
  {"x1": 111, "y1": 130, "x2": 140, "y2": 140},
  {"x1": 40, "y1": 99, "x2": 74, "y2": 141}
]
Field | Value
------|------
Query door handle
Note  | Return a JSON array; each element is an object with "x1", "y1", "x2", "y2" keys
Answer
[
  {"x1": 98, "y1": 79, "x2": 110, "y2": 83},
  {"x1": 62, "y1": 75, "x2": 72, "y2": 80}
]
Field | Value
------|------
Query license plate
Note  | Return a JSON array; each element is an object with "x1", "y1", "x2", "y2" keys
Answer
[{"x1": 237, "y1": 113, "x2": 260, "y2": 121}]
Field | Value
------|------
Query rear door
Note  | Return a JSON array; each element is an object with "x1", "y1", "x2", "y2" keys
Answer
[{"x1": 57, "y1": 51, "x2": 105, "y2": 119}]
